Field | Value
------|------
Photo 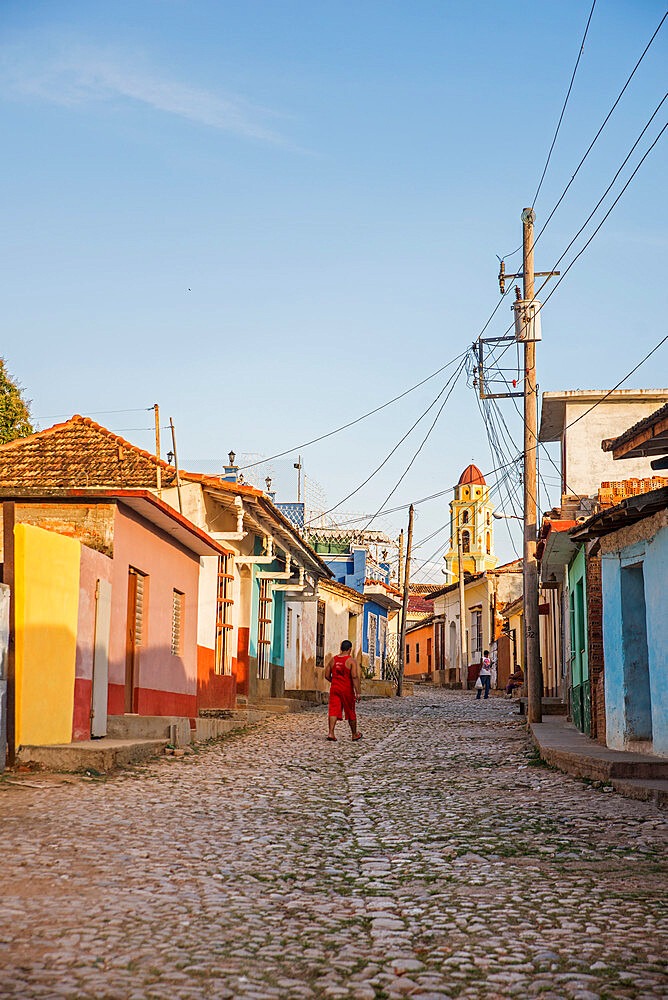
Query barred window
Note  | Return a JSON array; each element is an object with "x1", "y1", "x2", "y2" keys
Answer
[
  {"x1": 171, "y1": 589, "x2": 185, "y2": 656},
  {"x1": 258, "y1": 579, "x2": 272, "y2": 679},
  {"x1": 215, "y1": 554, "x2": 234, "y2": 675}
]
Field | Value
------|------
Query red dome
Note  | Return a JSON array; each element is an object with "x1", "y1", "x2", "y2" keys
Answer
[{"x1": 458, "y1": 464, "x2": 486, "y2": 486}]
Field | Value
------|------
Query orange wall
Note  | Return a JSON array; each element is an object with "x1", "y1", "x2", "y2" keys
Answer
[{"x1": 405, "y1": 621, "x2": 434, "y2": 676}]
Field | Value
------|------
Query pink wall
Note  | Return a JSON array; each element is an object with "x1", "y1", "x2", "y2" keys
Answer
[
  {"x1": 107, "y1": 504, "x2": 200, "y2": 717},
  {"x1": 73, "y1": 545, "x2": 113, "y2": 740}
]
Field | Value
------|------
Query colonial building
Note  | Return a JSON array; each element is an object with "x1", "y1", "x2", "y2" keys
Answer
[{"x1": 443, "y1": 465, "x2": 498, "y2": 579}]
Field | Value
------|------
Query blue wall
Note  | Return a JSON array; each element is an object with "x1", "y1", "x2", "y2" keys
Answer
[
  {"x1": 362, "y1": 600, "x2": 388, "y2": 658},
  {"x1": 601, "y1": 522, "x2": 668, "y2": 756}
]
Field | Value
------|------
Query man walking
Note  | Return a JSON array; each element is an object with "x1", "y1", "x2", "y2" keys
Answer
[
  {"x1": 476, "y1": 650, "x2": 492, "y2": 700},
  {"x1": 325, "y1": 640, "x2": 362, "y2": 741}
]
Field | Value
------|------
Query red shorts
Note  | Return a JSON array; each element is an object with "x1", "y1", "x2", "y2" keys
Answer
[{"x1": 328, "y1": 690, "x2": 356, "y2": 721}]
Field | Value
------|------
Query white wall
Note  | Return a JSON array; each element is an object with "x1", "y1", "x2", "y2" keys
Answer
[{"x1": 565, "y1": 399, "x2": 668, "y2": 496}]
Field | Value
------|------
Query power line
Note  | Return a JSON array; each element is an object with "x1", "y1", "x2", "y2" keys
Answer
[
  {"x1": 358, "y1": 358, "x2": 468, "y2": 532},
  {"x1": 532, "y1": 0, "x2": 597, "y2": 208},
  {"x1": 304, "y1": 360, "x2": 465, "y2": 526},
  {"x1": 239, "y1": 348, "x2": 469, "y2": 471},
  {"x1": 34, "y1": 406, "x2": 154, "y2": 421},
  {"x1": 311, "y1": 457, "x2": 523, "y2": 528},
  {"x1": 534, "y1": 9, "x2": 667, "y2": 249},
  {"x1": 500, "y1": 8, "x2": 667, "y2": 261}
]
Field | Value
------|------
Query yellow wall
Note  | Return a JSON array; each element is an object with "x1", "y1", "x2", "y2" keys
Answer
[{"x1": 15, "y1": 523, "x2": 81, "y2": 746}]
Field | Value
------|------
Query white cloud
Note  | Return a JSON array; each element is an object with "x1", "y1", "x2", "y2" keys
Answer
[{"x1": 1, "y1": 44, "x2": 285, "y2": 144}]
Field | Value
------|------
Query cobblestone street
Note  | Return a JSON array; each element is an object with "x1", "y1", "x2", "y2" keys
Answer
[{"x1": 1, "y1": 689, "x2": 666, "y2": 1000}]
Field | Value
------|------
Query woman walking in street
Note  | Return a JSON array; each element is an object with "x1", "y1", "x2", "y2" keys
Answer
[
  {"x1": 325, "y1": 640, "x2": 362, "y2": 741},
  {"x1": 476, "y1": 650, "x2": 492, "y2": 700}
]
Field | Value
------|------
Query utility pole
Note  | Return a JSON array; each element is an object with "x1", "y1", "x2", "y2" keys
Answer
[
  {"x1": 154, "y1": 403, "x2": 162, "y2": 496},
  {"x1": 457, "y1": 525, "x2": 467, "y2": 688},
  {"x1": 169, "y1": 417, "x2": 183, "y2": 514},
  {"x1": 396, "y1": 505, "x2": 414, "y2": 697},
  {"x1": 521, "y1": 207, "x2": 542, "y2": 724}
]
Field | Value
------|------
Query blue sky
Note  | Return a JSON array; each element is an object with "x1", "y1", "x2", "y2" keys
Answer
[{"x1": 1, "y1": 0, "x2": 667, "y2": 578}]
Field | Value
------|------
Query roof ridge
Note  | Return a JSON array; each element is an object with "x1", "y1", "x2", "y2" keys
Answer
[{"x1": 69, "y1": 415, "x2": 177, "y2": 472}]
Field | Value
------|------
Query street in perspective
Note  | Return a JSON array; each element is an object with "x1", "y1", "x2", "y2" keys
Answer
[
  {"x1": 1, "y1": 691, "x2": 666, "y2": 1000},
  {"x1": 1, "y1": 2, "x2": 668, "y2": 998}
]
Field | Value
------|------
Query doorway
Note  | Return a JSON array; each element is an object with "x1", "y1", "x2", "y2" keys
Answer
[
  {"x1": 125, "y1": 568, "x2": 146, "y2": 714},
  {"x1": 621, "y1": 563, "x2": 652, "y2": 743}
]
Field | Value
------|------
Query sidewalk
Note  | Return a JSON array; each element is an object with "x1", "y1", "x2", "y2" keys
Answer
[{"x1": 530, "y1": 715, "x2": 668, "y2": 809}]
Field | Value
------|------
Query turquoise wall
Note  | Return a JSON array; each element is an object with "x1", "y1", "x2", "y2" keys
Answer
[{"x1": 247, "y1": 533, "x2": 286, "y2": 668}]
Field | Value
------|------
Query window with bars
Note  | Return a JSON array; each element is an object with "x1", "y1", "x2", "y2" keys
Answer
[
  {"x1": 368, "y1": 613, "x2": 376, "y2": 673},
  {"x1": 130, "y1": 568, "x2": 146, "y2": 648},
  {"x1": 171, "y1": 589, "x2": 185, "y2": 656},
  {"x1": 416, "y1": 642, "x2": 420, "y2": 664},
  {"x1": 215, "y1": 553, "x2": 234, "y2": 675},
  {"x1": 316, "y1": 599, "x2": 325, "y2": 668},
  {"x1": 257, "y1": 578, "x2": 272, "y2": 679}
]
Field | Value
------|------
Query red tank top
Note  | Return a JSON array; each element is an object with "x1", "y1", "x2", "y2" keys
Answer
[{"x1": 330, "y1": 654, "x2": 353, "y2": 694}]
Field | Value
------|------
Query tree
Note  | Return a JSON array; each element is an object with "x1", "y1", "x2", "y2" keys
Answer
[{"x1": 0, "y1": 358, "x2": 34, "y2": 444}]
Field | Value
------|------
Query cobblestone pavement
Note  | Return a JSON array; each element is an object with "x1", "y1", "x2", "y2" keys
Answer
[{"x1": 1, "y1": 689, "x2": 666, "y2": 1000}]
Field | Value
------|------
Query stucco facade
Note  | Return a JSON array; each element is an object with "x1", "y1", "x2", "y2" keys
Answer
[
  {"x1": 539, "y1": 390, "x2": 668, "y2": 498},
  {"x1": 600, "y1": 510, "x2": 668, "y2": 757}
]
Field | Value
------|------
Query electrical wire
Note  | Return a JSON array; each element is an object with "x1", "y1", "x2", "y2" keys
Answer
[
  {"x1": 481, "y1": 105, "x2": 668, "y2": 393},
  {"x1": 357, "y1": 357, "x2": 468, "y2": 532},
  {"x1": 304, "y1": 359, "x2": 466, "y2": 526},
  {"x1": 239, "y1": 348, "x2": 469, "y2": 470},
  {"x1": 532, "y1": 0, "x2": 597, "y2": 208},
  {"x1": 499, "y1": 8, "x2": 667, "y2": 261}
]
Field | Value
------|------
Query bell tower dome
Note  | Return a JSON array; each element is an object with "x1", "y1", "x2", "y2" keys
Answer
[{"x1": 444, "y1": 464, "x2": 497, "y2": 580}]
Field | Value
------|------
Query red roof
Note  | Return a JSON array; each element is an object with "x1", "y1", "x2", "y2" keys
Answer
[
  {"x1": 408, "y1": 594, "x2": 434, "y2": 613},
  {"x1": 458, "y1": 464, "x2": 486, "y2": 486}
]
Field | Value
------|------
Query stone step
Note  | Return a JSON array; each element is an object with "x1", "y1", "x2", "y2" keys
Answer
[
  {"x1": 17, "y1": 739, "x2": 167, "y2": 774},
  {"x1": 530, "y1": 717, "x2": 668, "y2": 782},
  {"x1": 610, "y1": 777, "x2": 668, "y2": 810},
  {"x1": 107, "y1": 714, "x2": 192, "y2": 745},
  {"x1": 250, "y1": 697, "x2": 316, "y2": 713}
]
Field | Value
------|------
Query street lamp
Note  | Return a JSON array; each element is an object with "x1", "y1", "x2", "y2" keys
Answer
[{"x1": 493, "y1": 512, "x2": 523, "y2": 521}]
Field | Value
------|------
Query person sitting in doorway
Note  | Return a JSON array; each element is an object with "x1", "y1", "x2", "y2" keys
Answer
[{"x1": 505, "y1": 667, "x2": 524, "y2": 697}]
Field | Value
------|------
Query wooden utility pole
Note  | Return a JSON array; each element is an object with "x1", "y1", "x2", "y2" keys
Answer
[
  {"x1": 457, "y1": 525, "x2": 467, "y2": 688},
  {"x1": 396, "y1": 505, "x2": 414, "y2": 697},
  {"x1": 169, "y1": 417, "x2": 183, "y2": 514},
  {"x1": 154, "y1": 403, "x2": 162, "y2": 496},
  {"x1": 522, "y1": 208, "x2": 542, "y2": 724}
]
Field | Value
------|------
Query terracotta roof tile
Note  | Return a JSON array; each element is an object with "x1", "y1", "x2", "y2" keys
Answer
[{"x1": 0, "y1": 415, "x2": 179, "y2": 489}]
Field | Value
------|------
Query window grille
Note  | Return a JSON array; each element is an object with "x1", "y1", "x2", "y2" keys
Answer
[
  {"x1": 316, "y1": 600, "x2": 326, "y2": 668},
  {"x1": 416, "y1": 642, "x2": 420, "y2": 664},
  {"x1": 368, "y1": 614, "x2": 377, "y2": 673},
  {"x1": 405, "y1": 643, "x2": 410, "y2": 664},
  {"x1": 171, "y1": 589, "x2": 185, "y2": 656},
  {"x1": 130, "y1": 569, "x2": 145, "y2": 647},
  {"x1": 258, "y1": 578, "x2": 272, "y2": 679},
  {"x1": 215, "y1": 554, "x2": 234, "y2": 675},
  {"x1": 286, "y1": 607, "x2": 292, "y2": 650}
]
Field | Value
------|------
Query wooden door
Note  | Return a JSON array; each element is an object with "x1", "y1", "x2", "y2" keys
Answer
[{"x1": 125, "y1": 569, "x2": 145, "y2": 714}]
